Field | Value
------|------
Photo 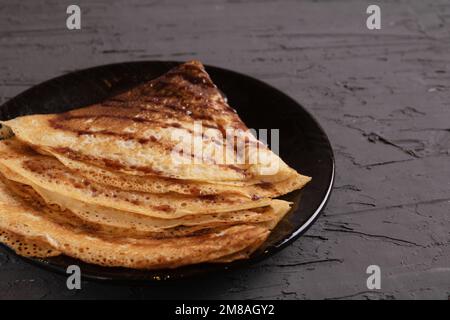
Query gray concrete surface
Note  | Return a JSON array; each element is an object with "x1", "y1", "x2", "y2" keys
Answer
[{"x1": 0, "y1": 0, "x2": 449, "y2": 299}]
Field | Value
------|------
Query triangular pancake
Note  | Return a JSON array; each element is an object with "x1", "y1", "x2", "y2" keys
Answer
[
  {"x1": 0, "y1": 140, "x2": 273, "y2": 219},
  {"x1": 1, "y1": 173, "x2": 288, "y2": 238},
  {"x1": 3, "y1": 165, "x2": 291, "y2": 234},
  {"x1": 37, "y1": 146, "x2": 310, "y2": 198},
  {"x1": 0, "y1": 60, "x2": 310, "y2": 270},
  {"x1": 0, "y1": 176, "x2": 271, "y2": 269},
  {"x1": 2, "y1": 61, "x2": 303, "y2": 183},
  {"x1": 0, "y1": 138, "x2": 309, "y2": 200}
]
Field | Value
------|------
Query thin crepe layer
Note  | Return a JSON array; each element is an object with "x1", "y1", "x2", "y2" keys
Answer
[
  {"x1": 39, "y1": 148, "x2": 310, "y2": 198},
  {"x1": 32, "y1": 186, "x2": 291, "y2": 233},
  {"x1": 0, "y1": 177, "x2": 271, "y2": 269},
  {"x1": 2, "y1": 61, "x2": 299, "y2": 183},
  {"x1": 1, "y1": 174, "x2": 288, "y2": 239},
  {"x1": 1, "y1": 138, "x2": 310, "y2": 199},
  {"x1": 0, "y1": 140, "x2": 272, "y2": 219},
  {"x1": 0, "y1": 228, "x2": 60, "y2": 258}
]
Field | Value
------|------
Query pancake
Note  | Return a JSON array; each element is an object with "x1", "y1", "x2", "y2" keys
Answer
[
  {"x1": 40, "y1": 148, "x2": 310, "y2": 198},
  {"x1": 0, "y1": 229, "x2": 60, "y2": 258},
  {"x1": 0, "y1": 140, "x2": 273, "y2": 219},
  {"x1": 5, "y1": 166, "x2": 291, "y2": 233},
  {"x1": 0, "y1": 166, "x2": 290, "y2": 236},
  {"x1": 31, "y1": 186, "x2": 291, "y2": 233},
  {"x1": 211, "y1": 237, "x2": 265, "y2": 263},
  {"x1": 0, "y1": 60, "x2": 311, "y2": 270},
  {"x1": 0, "y1": 138, "x2": 309, "y2": 200},
  {"x1": 211, "y1": 199, "x2": 289, "y2": 264},
  {"x1": 2, "y1": 61, "x2": 301, "y2": 183},
  {"x1": 0, "y1": 175, "x2": 273, "y2": 264},
  {"x1": 0, "y1": 176, "x2": 271, "y2": 269}
]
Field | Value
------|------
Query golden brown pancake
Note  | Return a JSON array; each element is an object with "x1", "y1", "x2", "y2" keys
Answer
[
  {"x1": 0, "y1": 175, "x2": 271, "y2": 269},
  {"x1": 0, "y1": 60, "x2": 311, "y2": 270},
  {"x1": 0, "y1": 229, "x2": 60, "y2": 258},
  {"x1": 2, "y1": 61, "x2": 302, "y2": 183},
  {"x1": 0, "y1": 138, "x2": 310, "y2": 200},
  {"x1": 0, "y1": 140, "x2": 273, "y2": 219},
  {"x1": 0, "y1": 166, "x2": 291, "y2": 235},
  {"x1": 41, "y1": 148, "x2": 310, "y2": 198}
]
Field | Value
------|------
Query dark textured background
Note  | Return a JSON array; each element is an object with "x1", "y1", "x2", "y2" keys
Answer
[{"x1": 0, "y1": 0, "x2": 449, "y2": 300}]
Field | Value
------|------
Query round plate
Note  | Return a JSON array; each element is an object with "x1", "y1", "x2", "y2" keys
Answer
[{"x1": 0, "y1": 61, "x2": 334, "y2": 282}]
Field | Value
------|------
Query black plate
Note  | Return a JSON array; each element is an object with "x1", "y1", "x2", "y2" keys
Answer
[{"x1": 0, "y1": 61, "x2": 334, "y2": 282}]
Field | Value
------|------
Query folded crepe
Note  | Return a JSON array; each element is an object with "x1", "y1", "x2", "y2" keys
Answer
[
  {"x1": 0, "y1": 175, "x2": 273, "y2": 269},
  {"x1": 0, "y1": 61, "x2": 310, "y2": 270},
  {"x1": 2, "y1": 61, "x2": 306, "y2": 184}
]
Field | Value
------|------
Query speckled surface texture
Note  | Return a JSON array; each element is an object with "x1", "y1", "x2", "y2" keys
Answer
[{"x1": 0, "y1": 0, "x2": 449, "y2": 299}]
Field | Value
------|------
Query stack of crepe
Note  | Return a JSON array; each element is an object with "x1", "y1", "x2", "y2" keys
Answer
[{"x1": 0, "y1": 61, "x2": 310, "y2": 269}]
